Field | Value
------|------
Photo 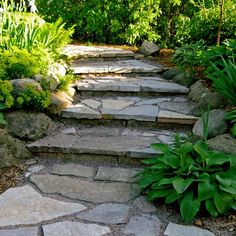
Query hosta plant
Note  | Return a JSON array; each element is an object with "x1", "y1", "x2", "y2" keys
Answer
[{"x1": 138, "y1": 139, "x2": 236, "y2": 222}]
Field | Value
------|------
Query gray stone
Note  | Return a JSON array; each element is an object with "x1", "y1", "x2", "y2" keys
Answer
[
  {"x1": 0, "y1": 227, "x2": 38, "y2": 236},
  {"x1": 133, "y1": 196, "x2": 156, "y2": 213},
  {"x1": 158, "y1": 135, "x2": 173, "y2": 144},
  {"x1": 33, "y1": 74, "x2": 59, "y2": 91},
  {"x1": 48, "y1": 62, "x2": 67, "y2": 78},
  {"x1": 192, "y1": 92, "x2": 228, "y2": 116},
  {"x1": 0, "y1": 185, "x2": 86, "y2": 226},
  {"x1": 61, "y1": 127, "x2": 77, "y2": 135},
  {"x1": 136, "y1": 98, "x2": 172, "y2": 106},
  {"x1": 77, "y1": 203, "x2": 131, "y2": 224},
  {"x1": 207, "y1": 134, "x2": 236, "y2": 154},
  {"x1": 193, "y1": 109, "x2": 227, "y2": 139},
  {"x1": 48, "y1": 91, "x2": 73, "y2": 115},
  {"x1": 122, "y1": 214, "x2": 162, "y2": 236},
  {"x1": 173, "y1": 72, "x2": 197, "y2": 87},
  {"x1": 94, "y1": 166, "x2": 141, "y2": 183},
  {"x1": 134, "y1": 53, "x2": 145, "y2": 59},
  {"x1": 10, "y1": 79, "x2": 42, "y2": 96},
  {"x1": 28, "y1": 165, "x2": 44, "y2": 173},
  {"x1": 164, "y1": 223, "x2": 215, "y2": 236},
  {"x1": 51, "y1": 163, "x2": 95, "y2": 178},
  {"x1": 81, "y1": 99, "x2": 101, "y2": 109},
  {"x1": 30, "y1": 174, "x2": 139, "y2": 203},
  {"x1": 115, "y1": 105, "x2": 159, "y2": 121},
  {"x1": 140, "y1": 41, "x2": 160, "y2": 56},
  {"x1": 188, "y1": 80, "x2": 209, "y2": 102},
  {"x1": 158, "y1": 110, "x2": 198, "y2": 125},
  {"x1": 6, "y1": 111, "x2": 53, "y2": 141},
  {"x1": 101, "y1": 99, "x2": 134, "y2": 111},
  {"x1": 173, "y1": 96, "x2": 188, "y2": 102},
  {"x1": 27, "y1": 134, "x2": 77, "y2": 153},
  {"x1": 157, "y1": 101, "x2": 194, "y2": 115},
  {"x1": 62, "y1": 103, "x2": 102, "y2": 119},
  {"x1": 129, "y1": 147, "x2": 160, "y2": 158},
  {"x1": 0, "y1": 129, "x2": 32, "y2": 169},
  {"x1": 162, "y1": 68, "x2": 180, "y2": 80},
  {"x1": 43, "y1": 221, "x2": 111, "y2": 236}
]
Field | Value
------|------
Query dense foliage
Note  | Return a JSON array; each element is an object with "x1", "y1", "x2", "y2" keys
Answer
[
  {"x1": 36, "y1": 0, "x2": 236, "y2": 47},
  {"x1": 138, "y1": 137, "x2": 236, "y2": 222}
]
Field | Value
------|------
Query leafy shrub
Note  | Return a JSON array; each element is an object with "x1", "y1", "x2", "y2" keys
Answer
[
  {"x1": 0, "y1": 79, "x2": 14, "y2": 108},
  {"x1": 57, "y1": 73, "x2": 74, "y2": 91},
  {"x1": 0, "y1": 46, "x2": 51, "y2": 79},
  {"x1": 15, "y1": 85, "x2": 51, "y2": 110},
  {"x1": 138, "y1": 139, "x2": 236, "y2": 222}
]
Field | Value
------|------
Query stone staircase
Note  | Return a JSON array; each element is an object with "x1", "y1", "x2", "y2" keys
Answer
[
  {"x1": 0, "y1": 46, "x2": 218, "y2": 236},
  {"x1": 28, "y1": 45, "x2": 198, "y2": 165}
]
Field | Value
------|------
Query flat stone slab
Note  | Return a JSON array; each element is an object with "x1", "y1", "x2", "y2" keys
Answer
[
  {"x1": 62, "y1": 96, "x2": 197, "y2": 124},
  {"x1": 94, "y1": 166, "x2": 141, "y2": 183},
  {"x1": 133, "y1": 196, "x2": 156, "y2": 213},
  {"x1": 51, "y1": 163, "x2": 95, "y2": 178},
  {"x1": 0, "y1": 227, "x2": 38, "y2": 236},
  {"x1": 77, "y1": 203, "x2": 131, "y2": 224},
  {"x1": 28, "y1": 134, "x2": 155, "y2": 157},
  {"x1": 30, "y1": 174, "x2": 139, "y2": 203},
  {"x1": 43, "y1": 221, "x2": 111, "y2": 236},
  {"x1": 164, "y1": 223, "x2": 215, "y2": 236},
  {"x1": 77, "y1": 75, "x2": 189, "y2": 94},
  {"x1": 122, "y1": 214, "x2": 162, "y2": 236},
  {"x1": 0, "y1": 185, "x2": 86, "y2": 227},
  {"x1": 70, "y1": 59, "x2": 163, "y2": 74},
  {"x1": 64, "y1": 45, "x2": 134, "y2": 59}
]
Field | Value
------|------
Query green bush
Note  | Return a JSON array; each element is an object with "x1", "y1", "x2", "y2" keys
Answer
[
  {"x1": 0, "y1": 80, "x2": 14, "y2": 108},
  {"x1": 0, "y1": 46, "x2": 51, "y2": 79},
  {"x1": 138, "y1": 138, "x2": 236, "y2": 222}
]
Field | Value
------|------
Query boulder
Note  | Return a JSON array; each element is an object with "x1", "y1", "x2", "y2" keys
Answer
[
  {"x1": 173, "y1": 72, "x2": 197, "y2": 87},
  {"x1": 33, "y1": 74, "x2": 59, "y2": 91},
  {"x1": 193, "y1": 109, "x2": 227, "y2": 139},
  {"x1": 162, "y1": 68, "x2": 180, "y2": 80},
  {"x1": 139, "y1": 41, "x2": 160, "y2": 56},
  {"x1": 134, "y1": 54, "x2": 145, "y2": 60},
  {"x1": 48, "y1": 91, "x2": 73, "y2": 114},
  {"x1": 192, "y1": 92, "x2": 228, "y2": 116},
  {"x1": 0, "y1": 129, "x2": 32, "y2": 169},
  {"x1": 207, "y1": 134, "x2": 236, "y2": 154},
  {"x1": 188, "y1": 80, "x2": 209, "y2": 102},
  {"x1": 6, "y1": 111, "x2": 53, "y2": 141},
  {"x1": 10, "y1": 78, "x2": 42, "y2": 96},
  {"x1": 48, "y1": 63, "x2": 67, "y2": 78}
]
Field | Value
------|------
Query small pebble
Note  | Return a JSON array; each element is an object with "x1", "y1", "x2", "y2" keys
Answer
[
  {"x1": 228, "y1": 227, "x2": 234, "y2": 232},
  {"x1": 194, "y1": 219, "x2": 203, "y2": 226}
]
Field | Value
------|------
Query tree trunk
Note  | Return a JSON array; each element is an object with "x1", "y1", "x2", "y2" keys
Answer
[{"x1": 216, "y1": 0, "x2": 225, "y2": 46}]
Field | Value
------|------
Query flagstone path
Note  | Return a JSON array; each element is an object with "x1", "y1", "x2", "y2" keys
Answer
[{"x1": 0, "y1": 45, "x2": 217, "y2": 235}]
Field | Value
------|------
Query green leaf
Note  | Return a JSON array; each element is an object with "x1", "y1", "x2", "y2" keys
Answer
[
  {"x1": 213, "y1": 192, "x2": 233, "y2": 214},
  {"x1": 0, "y1": 113, "x2": 7, "y2": 125},
  {"x1": 180, "y1": 192, "x2": 201, "y2": 222},
  {"x1": 219, "y1": 185, "x2": 236, "y2": 195},
  {"x1": 179, "y1": 142, "x2": 193, "y2": 155},
  {"x1": 165, "y1": 189, "x2": 181, "y2": 204},
  {"x1": 231, "y1": 124, "x2": 236, "y2": 138},
  {"x1": 194, "y1": 141, "x2": 210, "y2": 162},
  {"x1": 164, "y1": 153, "x2": 179, "y2": 168},
  {"x1": 205, "y1": 199, "x2": 219, "y2": 217},
  {"x1": 198, "y1": 178, "x2": 215, "y2": 201},
  {"x1": 173, "y1": 177, "x2": 194, "y2": 194},
  {"x1": 141, "y1": 158, "x2": 160, "y2": 165},
  {"x1": 151, "y1": 143, "x2": 170, "y2": 153},
  {"x1": 206, "y1": 153, "x2": 231, "y2": 167},
  {"x1": 232, "y1": 202, "x2": 236, "y2": 210},
  {"x1": 147, "y1": 189, "x2": 172, "y2": 201},
  {"x1": 216, "y1": 174, "x2": 232, "y2": 187},
  {"x1": 139, "y1": 171, "x2": 164, "y2": 189}
]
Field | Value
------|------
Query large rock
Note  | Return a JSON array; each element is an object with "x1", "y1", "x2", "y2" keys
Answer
[
  {"x1": 193, "y1": 109, "x2": 227, "y2": 139},
  {"x1": 6, "y1": 111, "x2": 53, "y2": 141},
  {"x1": 48, "y1": 91, "x2": 73, "y2": 114},
  {"x1": 188, "y1": 80, "x2": 209, "y2": 102},
  {"x1": 173, "y1": 72, "x2": 197, "y2": 87},
  {"x1": 207, "y1": 134, "x2": 236, "y2": 154},
  {"x1": 0, "y1": 129, "x2": 32, "y2": 169},
  {"x1": 139, "y1": 41, "x2": 160, "y2": 56},
  {"x1": 192, "y1": 92, "x2": 228, "y2": 116},
  {"x1": 10, "y1": 78, "x2": 42, "y2": 96},
  {"x1": 33, "y1": 74, "x2": 59, "y2": 91},
  {"x1": 162, "y1": 68, "x2": 180, "y2": 80}
]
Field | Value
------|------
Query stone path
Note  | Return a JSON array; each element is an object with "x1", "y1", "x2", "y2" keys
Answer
[{"x1": 0, "y1": 46, "x2": 217, "y2": 235}]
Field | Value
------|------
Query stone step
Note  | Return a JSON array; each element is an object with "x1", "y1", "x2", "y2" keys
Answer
[
  {"x1": 76, "y1": 75, "x2": 189, "y2": 96},
  {"x1": 64, "y1": 45, "x2": 135, "y2": 60},
  {"x1": 62, "y1": 96, "x2": 197, "y2": 126},
  {"x1": 27, "y1": 126, "x2": 185, "y2": 164},
  {"x1": 70, "y1": 59, "x2": 164, "y2": 74}
]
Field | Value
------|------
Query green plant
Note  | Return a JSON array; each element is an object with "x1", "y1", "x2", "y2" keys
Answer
[
  {"x1": 225, "y1": 109, "x2": 236, "y2": 138},
  {"x1": 57, "y1": 73, "x2": 74, "y2": 91},
  {"x1": 15, "y1": 85, "x2": 51, "y2": 110},
  {"x1": 138, "y1": 138, "x2": 236, "y2": 222},
  {"x1": 0, "y1": 102, "x2": 7, "y2": 125},
  {"x1": 0, "y1": 79, "x2": 14, "y2": 108}
]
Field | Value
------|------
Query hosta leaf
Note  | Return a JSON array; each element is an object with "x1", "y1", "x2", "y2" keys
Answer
[
  {"x1": 220, "y1": 185, "x2": 236, "y2": 195},
  {"x1": 231, "y1": 124, "x2": 236, "y2": 138},
  {"x1": 198, "y1": 179, "x2": 215, "y2": 201},
  {"x1": 216, "y1": 174, "x2": 232, "y2": 187},
  {"x1": 206, "y1": 153, "x2": 231, "y2": 167},
  {"x1": 180, "y1": 191, "x2": 201, "y2": 222},
  {"x1": 232, "y1": 202, "x2": 236, "y2": 210},
  {"x1": 213, "y1": 192, "x2": 233, "y2": 214},
  {"x1": 194, "y1": 141, "x2": 210, "y2": 162},
  {"x1": 205, "y1": 199, "x2": 219, "y2": 217},
  {"x1": 151, "y1": 143, "x2": 170, "y2": 153},
  {"x1": 179, "y1": 142, "x2": 194, "y2": 155},
  {"x1": 173, "y1": 177, "x2": 194, "y2": 194},
  {"x1": 147, "y1": 189, "x2": 172, "y2": 201},
  {"x1": 141, "y1": 158, "x2": 160, "y2": 165},
  {"x1": 139, "y1": 172, "x2": 163, "y2": 189},
  {"x1": 165, "y1": 189, "x2": 181, "y2": 204},
  {"x1": 164, "y1": 154, "x2": 179, "y2": 168},
  {"x1": 0, "y1": 113, "x2": 7, "y2": 125}
]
